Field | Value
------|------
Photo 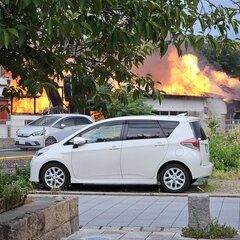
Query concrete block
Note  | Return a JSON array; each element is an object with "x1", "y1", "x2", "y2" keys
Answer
[
  {"x1": 0, "y1": 196, "x2": 79, "y2": 240},
  {"x1": 69, "y1": 197, "x2": 79, "y2": 219},
  {"x1": 70, "y1": 216, "x2": 79, "y2": 233},
  {"x1": 7, "y1": 217, "x2": 28, "y2": 240},
  {"x1": 44, "y1": 198, "x2": 70, "y2": 232},
  {"x1": 26, "y1": 211, "x2": 45, "y2": 239},
  {"x1": 38, "y1": 222, "x2": 71, "y2": 240},
  {"x1": 188, "y1": 194, "x2": 210, "y2": 230}
]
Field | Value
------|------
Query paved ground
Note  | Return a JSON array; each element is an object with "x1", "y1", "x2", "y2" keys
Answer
[{"x1": 63, "y1": 195, "x2": 240, "y2": 240}]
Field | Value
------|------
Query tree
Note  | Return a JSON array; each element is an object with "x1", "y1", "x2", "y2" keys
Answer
[
  {"x1": 0, "y1": 0, "x2": 240, "y2": 112},
  {"x1": 89, "y1": 83, "x2": 154, "y2": 118}
]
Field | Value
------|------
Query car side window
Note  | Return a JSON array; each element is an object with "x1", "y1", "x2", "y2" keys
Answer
[
  {"x1": 63, "y1": 117, "x2": 75, "y2": 127},
  {"x1": 159, "y1": 121, "x2": 179, "y2": 137},
  {"x1": 81, "y1": 124, "x2": 123, "y2": 143},
  {"x1": 126, "y1": 121, "x2": 164, "y2": 140}
]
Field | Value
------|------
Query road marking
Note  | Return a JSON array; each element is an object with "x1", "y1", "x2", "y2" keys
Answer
[{"x1": 0, "y1": 155, "x2": 33, "y2": 161}]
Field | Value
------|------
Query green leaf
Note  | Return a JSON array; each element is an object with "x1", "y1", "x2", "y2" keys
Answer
[
  {"x1": 159, "y1": 40, "x2": 168, "y2": 57},
  {"x1": 3, "y1": 30, "x2": 10, "y2": 48},
  {"x1": 79, "y1": 0, "x2": 87, "y2": 10},
  {"x1": 94, "y1": 0, "x2": 102, "y2": 15},
  {"x1": 18, "y1": 30, "x2": 27, "y2": 47},
  {"x1": 47, "y1": 19, "x2": 53, "y2": 36},
  {"x1": 194, "y1": 35, "x2": 204, "y2": 48},
  {"x1": 8, "y1": 28, "x2": 19, "y2": 38}
]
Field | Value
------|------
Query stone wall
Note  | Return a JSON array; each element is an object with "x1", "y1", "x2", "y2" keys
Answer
[
  {"x1": 0, "y1": 158, "x2": 31, "y2": 173},
  {"x1": 0, "y1": 138, "x2": 15, "y2": 149},
  {"x1": 0, "y1": 196, "x2": 79, "y2": 240}
]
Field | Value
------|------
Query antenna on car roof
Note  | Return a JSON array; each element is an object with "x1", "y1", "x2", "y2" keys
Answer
[{"x1": 177, "y1": 113, "x2": 187, "y2": 116}]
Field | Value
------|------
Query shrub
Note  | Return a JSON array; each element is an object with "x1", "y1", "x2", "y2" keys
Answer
[
  {"x1": 182, "y1": 219, "x2": 237, "y2": 239},
  {"x1": 0, "y1": 167, "x2": 32, "y2": 212},
  {"x1": 209, "y1": 130, "x2": 240, "y2": 174}
]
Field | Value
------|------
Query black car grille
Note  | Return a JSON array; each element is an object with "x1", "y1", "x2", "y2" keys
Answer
[{"x1": 17, "y1": 133, "x2": 30, "y2": 137}]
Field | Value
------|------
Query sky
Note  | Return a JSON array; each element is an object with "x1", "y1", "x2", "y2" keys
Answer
[{"x1": 195, "y1": 0, "x2": 240, "y2": 39}]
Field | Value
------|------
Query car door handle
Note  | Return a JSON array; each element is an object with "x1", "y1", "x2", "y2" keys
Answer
[
  {"x1": 154, "y1": 142, "x2": 165, "y2": 146},
  {"x1": 109, "y1": 146, "x2": 120, "y2": 150}
]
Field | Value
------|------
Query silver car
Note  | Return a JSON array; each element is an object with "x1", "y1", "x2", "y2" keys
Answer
[{"x1": 15, "y1": 114, "x2": 94, "y2": 149}]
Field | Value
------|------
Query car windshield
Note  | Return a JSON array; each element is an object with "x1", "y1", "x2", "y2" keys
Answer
[{"x1": 28, "y1": 116, "x2": 61, "y2": 126}]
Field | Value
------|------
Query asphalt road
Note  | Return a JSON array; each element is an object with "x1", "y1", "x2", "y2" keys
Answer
[{"x1": 0, "y1": 148, "x2": 36, "y2": 158}]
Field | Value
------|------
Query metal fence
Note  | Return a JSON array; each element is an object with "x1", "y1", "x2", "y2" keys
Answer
[{"x1": 219, "y1": 119, "x2": 240, "y2": 134}]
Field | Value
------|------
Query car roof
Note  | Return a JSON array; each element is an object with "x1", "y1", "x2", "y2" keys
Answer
[
  {"x1": 95, "y1": 115, "x2": 200, "y2": 123},
  {"x1": 45, "y1": 113, "x2": 89, "y2": 117}
]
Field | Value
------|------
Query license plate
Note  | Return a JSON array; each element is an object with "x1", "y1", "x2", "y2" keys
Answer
[{"x1": 19, "y1": 139, "x2": 25, "y2": 145}]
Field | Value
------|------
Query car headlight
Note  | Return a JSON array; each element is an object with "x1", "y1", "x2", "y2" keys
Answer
[
  {"x1": 34, "y1": 145, "x2": 52, "y2": 157},
  {"x1": 31, "y1": 130, "x2": 43, "y2": 136}
]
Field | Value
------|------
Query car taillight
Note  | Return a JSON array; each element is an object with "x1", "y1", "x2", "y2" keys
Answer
[{"x1": 180, "y1": 138, "x2": 200, "y2": 151}]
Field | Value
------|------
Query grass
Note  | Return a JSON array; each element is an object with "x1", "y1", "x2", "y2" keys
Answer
[
  {"x1": 212, "y1": 169, "x2": 240, "y2": 180},
  {"x1": 182, "y1": 219, "x2": 238, "y2": 239}
]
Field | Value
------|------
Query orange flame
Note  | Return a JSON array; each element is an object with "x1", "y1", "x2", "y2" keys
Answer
[
  {"x1": 5, "y1": 70, "x2": 66, "y2": 114},
  {"x1": 134, "y1": 48, "x2": 240, "y2": 100},
  {"x1": 9, "y1": 78, "x2": 51, "y2": 114}
]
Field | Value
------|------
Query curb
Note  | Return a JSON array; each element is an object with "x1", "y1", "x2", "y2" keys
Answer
[{"x1": 30, "y1": 191, "x2": 240, "y2": 198}]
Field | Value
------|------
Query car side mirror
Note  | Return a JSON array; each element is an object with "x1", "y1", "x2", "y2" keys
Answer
[
  {"x1": 73, "y1": 137, "x2": 86, "y2": 148},
  {"x1": 59, "y1": 123, "x2": 66, "y2": 129}
]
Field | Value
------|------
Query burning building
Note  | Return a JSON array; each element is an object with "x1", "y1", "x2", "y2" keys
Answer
[
  {"x1": 134, "y1": 47, "x2": 240, "y2": 127},
  {"x1": 1, "y1": 47, "x2": 240, "y2": 137}
]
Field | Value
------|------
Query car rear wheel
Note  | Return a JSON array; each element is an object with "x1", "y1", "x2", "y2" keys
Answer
[
  {"x1": 45, "y1": 136, "x2": 57, "y2": 146},
  {"x1": 40, "y1": 163, "x2": 70, "y2": 190},
  {"x1": 158, "y1": 163, "x2": 191, "y2": 193}
]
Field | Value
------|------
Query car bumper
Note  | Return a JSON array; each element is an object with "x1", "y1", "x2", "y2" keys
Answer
[
  {"x1": 191, "y1": 162, "x2": 214, "y2": 179},
  {"x1": 30, "y1": 155, "x2": 41, "y2": 182},
  {"x1": 15, "y1": 136, "x2": 44, "y2": 148}
]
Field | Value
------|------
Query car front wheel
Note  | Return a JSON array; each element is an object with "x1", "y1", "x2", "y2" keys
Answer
[
  {"x1": 158, "y1": 163, "x2": 191, "y2": 193},
  {"x1": 45, "y1": 136, "x2": 57, "y2": 146},
  {"x1": 40, "y1": 163, "x2": 70, "y2": 190}
]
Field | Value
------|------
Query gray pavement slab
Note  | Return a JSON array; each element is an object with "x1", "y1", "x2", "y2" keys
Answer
[
  {"x1": 78, "y1": 195, "x2": 240, "y2": 229},
  {"x1": 62, "y1": 195, "x2": 240, "y2": 240}
]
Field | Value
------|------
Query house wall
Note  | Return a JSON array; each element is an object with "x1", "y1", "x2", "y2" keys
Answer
[
  {"x1": 0, "y1": 114, "x2": 40, "y2": 138},
  {"x1": 146, "y1": 95, "x2": 227, "y2": 123},
  {"x1": 10, "y1": 114, "x2": 40, "y2": 138}
]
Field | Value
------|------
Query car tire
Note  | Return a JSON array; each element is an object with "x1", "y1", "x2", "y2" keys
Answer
[
  {"x1": 40, "y1": 162, "x2": 70, "y2": 190},
  {"x1": 158, "y1": 163, "x2": 191, "y2": 193},
  {"x1": 45, "y1": 136, "x2": 57, "y2": 146}
]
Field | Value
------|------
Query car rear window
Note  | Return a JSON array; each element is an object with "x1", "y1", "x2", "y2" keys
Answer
[
  {"x1": 75, "y1": 117, "x2": 92, "y2": 125},
  {"x1": 126, "y1": 121, "x2": 165, "y2": 140},
  {"x1": 190, "y1": 121, "x2": 207, "y2": 140},
  {"x1": 159, "y1": 121, "x2": 179, "y2": 137}
]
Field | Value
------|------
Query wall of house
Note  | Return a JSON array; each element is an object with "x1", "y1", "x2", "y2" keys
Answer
[
  {"x1": 146, "y1": 95, "x2": 227, "y2": 123},
  {"x1": 0, "y1": 114, "x2": 39, "y2": 138}
]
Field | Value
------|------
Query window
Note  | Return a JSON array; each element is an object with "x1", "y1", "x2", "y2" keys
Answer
[
  {"x1": 190, "y1": 121, "x2": 207, "y2": 140},
  {"x1": 66, "y1": 122, "x2": 123, "y2": 144},
  {"x1": 82, "y1": 124, "x2": 122, "y2": 143},
  {"x1": 29, "y1": 116, "x2": 61, "y2": 126},
  {"x1": 159, "y1": 121, "x2": 179, "y2": 137},
  {"x1": 75, "y1": 117, "x2": 92, "y2": 125},
  {"x1": 54, "y1": 116, "x2": 92, "y2": 128},
  {"x1": 63, "y1": 117, "x2": 75, "y2": 127},
  {"x1": 126, "y1": 121, "x2": 164, "y2": 140}
]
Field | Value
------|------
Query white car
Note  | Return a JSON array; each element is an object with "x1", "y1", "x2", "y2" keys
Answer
[
  {"x1": 30, "y1": 115, "x2": 213, "y2": 193},
  {"x1": 15, "y1": 114, "x2": 94, "y2": 149}
]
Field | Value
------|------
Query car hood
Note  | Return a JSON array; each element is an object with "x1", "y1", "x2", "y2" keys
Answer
[{"x1": 16, "y1": 126, "x2": 49, "y2": 137}]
